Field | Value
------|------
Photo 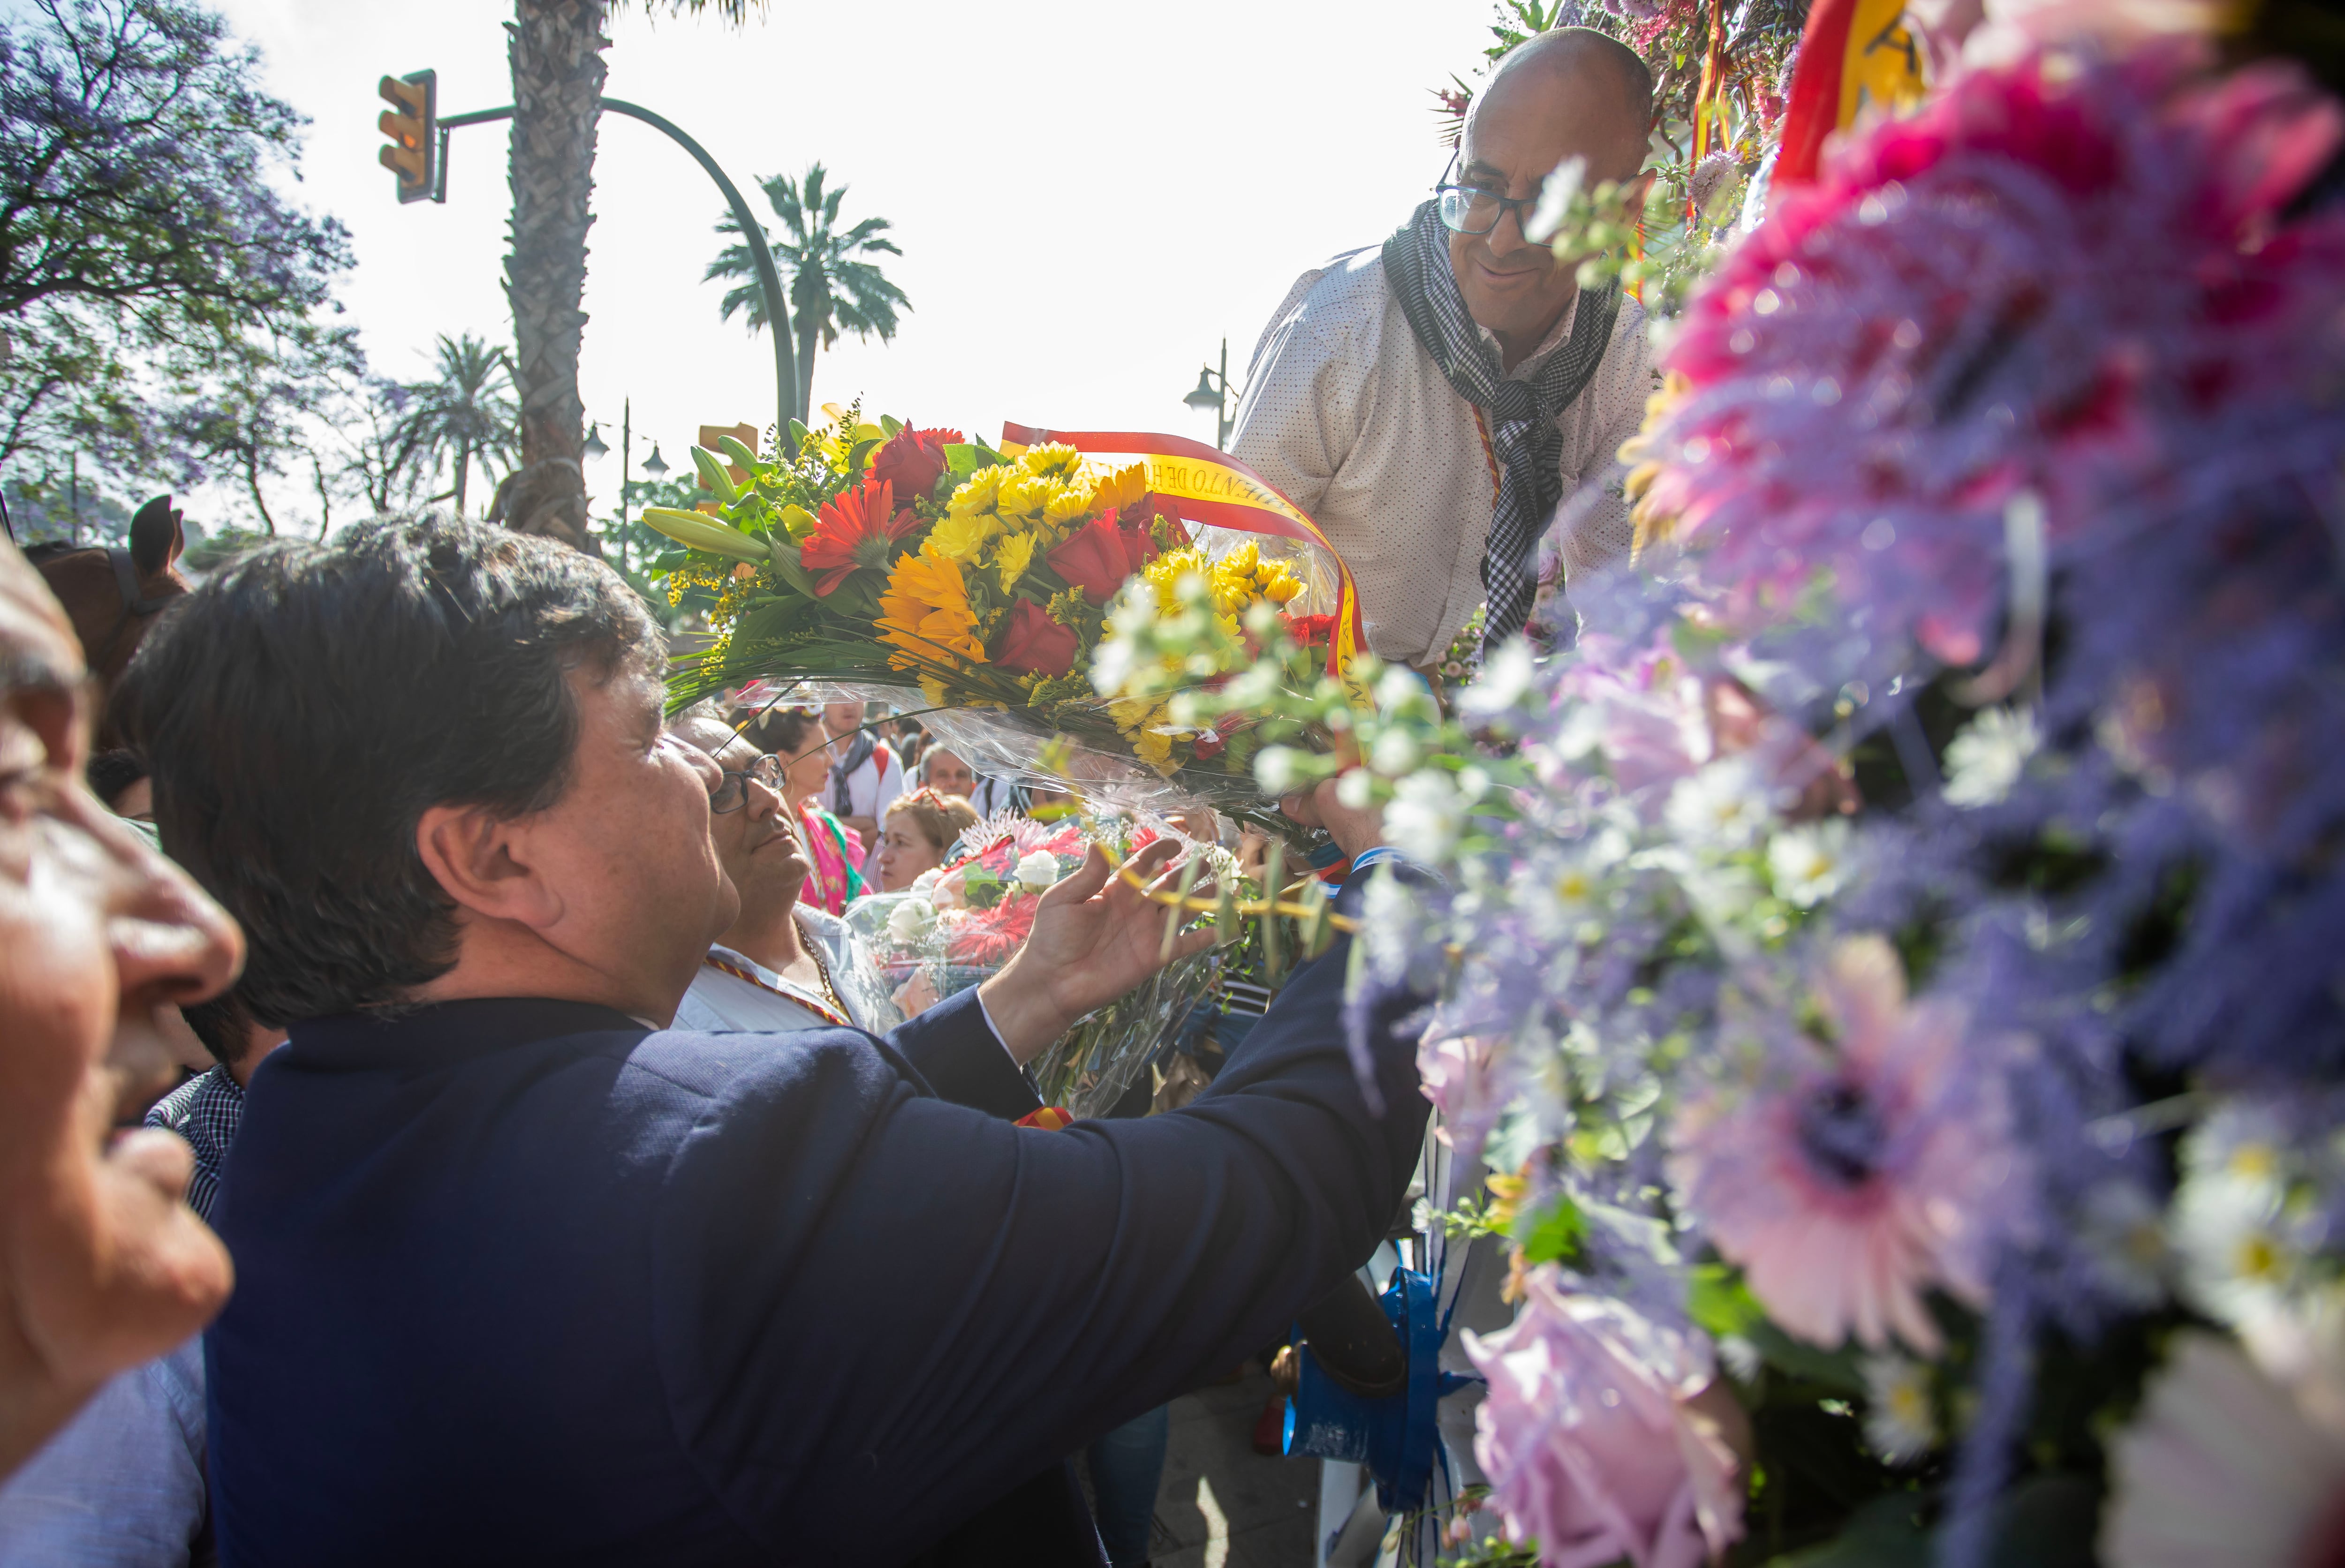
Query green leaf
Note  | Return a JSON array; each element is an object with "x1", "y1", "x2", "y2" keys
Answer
[
  {"x1": 689, "y1": 445, "x2": 738, "y2": 505},
  {"x1": 879, "y1": 414, "x2": 904, "y2": 437},
  {"x1": 1686, "y1": 1264, "x2": 1764, "y2": 1340},
  {"x1": 787, "y1": 418, "x2": 812, "y2": 453},
  {"x1": 735, "y1": 596, "x2": 809, "y2": 645},
  {"x1": 1512, "y1": 1193, "x2": 1586, "y2": 1266},
  {"x1": 652, "y1": 549, "x2": 690, "y2": 571},
  {"x1": 764, "y1": 537, "x2": 821, "y2": 600},
  {"x1": 942, "y1": 443, "x2": 994, "y2": 485},
  {"x1": 1744, "y1": 1319, "x2": 1868, "y2": 1396}
]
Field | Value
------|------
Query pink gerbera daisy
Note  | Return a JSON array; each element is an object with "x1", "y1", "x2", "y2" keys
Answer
[{"x1": 1665, "y1": 936, "x2": 2024, "y2": 1355}]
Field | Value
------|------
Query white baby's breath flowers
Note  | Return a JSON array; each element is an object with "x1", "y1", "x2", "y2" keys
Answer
[
  {"x1": 1385, "y1": 769, "x2": 1467, "y2": 864},
  {"x1": 885, "y1": 898, "x2": 938, "y2": 945},
  {"x1": 1254, "y1": 745, "x2": 1303, "y2": 797},
  {"x1": 1766, "y1": 819, "x2": 1854, "y2": 908},
  {"x1": 1942, "y1": 706, "x2": 2040, "y2": 807},
  {"x1": 1525, "y1": 153, "x2": 1587, "y2": 244},
  {"x1": 1370, "y1": 726, "x2": 1422, "y2": 775},
  {"x1": 1860, "y1": 1353, "x2": 1937, "y2": 1465},
  {"x1": 1014, "y1": 851, "x2": 1061, "y2": 892}
]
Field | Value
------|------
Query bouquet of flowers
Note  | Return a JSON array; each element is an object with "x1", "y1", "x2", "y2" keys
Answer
[
  {"x1": 643, "y1": 413, "x2": 1363, "y2": 829},
  {"x1": 843, "y1": 813, "x2": 1220, "y2": 1119},
  {"x1": 1103, "y1": 22, "x2": 2345, "y2": 1568}
]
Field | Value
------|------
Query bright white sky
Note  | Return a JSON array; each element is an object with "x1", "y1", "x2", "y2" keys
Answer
[{"x1": 198, "y1": 0, "x2": 1493, "y2": 531}]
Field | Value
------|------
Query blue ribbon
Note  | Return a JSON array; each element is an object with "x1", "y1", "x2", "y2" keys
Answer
[{"x1": 1281, "y1": 1266, "x2": 1479, "y2": 1515}]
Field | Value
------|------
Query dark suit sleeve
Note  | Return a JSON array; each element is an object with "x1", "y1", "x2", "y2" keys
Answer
[
  {"x1": 658, "y1": 869, "x2": 1433, "y2": 1563},
  {"x1": 882, "y1": 985, "x2": 1040, "y2": 1122}
]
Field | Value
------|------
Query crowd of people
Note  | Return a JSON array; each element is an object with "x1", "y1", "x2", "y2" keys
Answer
[{"x1": 0, "y1": 24, "x2": 1660, "y2": 1567}]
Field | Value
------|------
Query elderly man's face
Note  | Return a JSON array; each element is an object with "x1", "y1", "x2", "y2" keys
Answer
[
  {"x1": 674, "y1": 717, "x2": 809, "y2": 928},
  {"x1": 1449, "y1": 52, "x2": 1647, "y2": 350},
  {"x1": 0, "y1": 539, "x2": 239, "y2": 1467},
  {"x1": 922, "y1": 748, "x2": 976, "y2": 799}
]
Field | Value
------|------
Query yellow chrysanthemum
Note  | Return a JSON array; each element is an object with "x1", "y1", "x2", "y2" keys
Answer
[
  {"x1": 946, "y1": 466, "x2": 1005, "y2": 519},
  {"x1": 917, "y1": 674, "x2": 948, "y2": 709},
  {"x1": 1142, "y1": 546, "x2": 1214, "y2": 615},
  {"x1": 1093, "y1": 461, "x2": 1148, "y2": 515},
  {"x1": 928, "y1": 509, "x2": 1003, "y2": 564},
  {"x1": 1620, "y1": 369, "x2": 1693, "y2": 558},
  {"x1": 1043, "y1": 479, "x2": 1097, "y2": 526},
  {"x1": 1132, "y1": 727, "x2": 1175, "y2": 773},
  {"x1": 998, "y1": 472, "x2": 1053, "y2": 524},
  {"x1": 991, "y1": 532, "x2": 1036, "y2": 593},
  {"x1": 1018, "y1": 443, "x2": 1084, "y2": 481},
  {"x1": 877, "y1": 543, "x2": 986, "y2": 671}
]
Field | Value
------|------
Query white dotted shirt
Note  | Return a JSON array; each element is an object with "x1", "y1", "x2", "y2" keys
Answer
[{"x1": 1230, "y1": 246, "x2": 1651, "y2": 666}]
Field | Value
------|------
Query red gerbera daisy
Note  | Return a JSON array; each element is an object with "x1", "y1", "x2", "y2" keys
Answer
[{"x1": 800, "y1": 479, "x2": 918, "y2": 596}]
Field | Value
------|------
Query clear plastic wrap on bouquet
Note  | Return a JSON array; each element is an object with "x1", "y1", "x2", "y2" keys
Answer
[{"x1": 840, "y1": 812, "x2": 1221, "y2": 1120}]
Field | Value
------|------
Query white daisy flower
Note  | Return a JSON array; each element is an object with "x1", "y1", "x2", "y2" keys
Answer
[
  {"x1": 1860, "y1": 1353, "x2": 1937, "y2": 1466},
  {"x1": 1767, "y1": 820, "x2": 1855, "y2": 908},
  {"x1": 1665, "y1": 757, "x2": 1783, "y2": 850},
  {"x1": 1941, "y1": 707, "x2": 2039, "y2": 807}
]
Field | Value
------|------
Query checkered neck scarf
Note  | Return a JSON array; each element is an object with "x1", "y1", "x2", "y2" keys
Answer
[{"x1": 1382, "y1": 200, "x2": 1621, "y2": 650}]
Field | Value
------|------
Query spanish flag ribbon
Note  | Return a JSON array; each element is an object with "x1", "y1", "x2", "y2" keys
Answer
[
  {"x1": 1015, "y1": 1106, "x2": 1077, "y2": 1132},
  {"x1": 1775, "y1": 0, "x2": 1931, "y2": 186},
  {"x1": 998, "y1": 425, "x2": 1367, "y2": 679}
]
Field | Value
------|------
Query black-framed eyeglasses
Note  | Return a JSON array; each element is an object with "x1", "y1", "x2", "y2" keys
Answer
[
  {"x1": 1433, "y1": 152, "x2": 1536, "y2": 237},
  {"x1": 710, "y1": 752, "x2": 784, "y2": 815}
]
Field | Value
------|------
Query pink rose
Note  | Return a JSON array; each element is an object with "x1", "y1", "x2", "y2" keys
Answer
[{"x1": 1466, "y1": 1272, "x2": 1744, "y2": 1568}]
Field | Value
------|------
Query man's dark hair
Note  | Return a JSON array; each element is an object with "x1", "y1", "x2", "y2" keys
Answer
[
  {"x1": 85, "y1": 747, "x2": 148, "y2": 807},
  {"x1": 743, "y1": 705, "x2": 822, "y2": 759},
  {"x1": 182, "y1": 988, "x2": 258, "y2": 1069},
  {"x1": 114, "y1": 516, "x2": 658, "y2": 1026}
]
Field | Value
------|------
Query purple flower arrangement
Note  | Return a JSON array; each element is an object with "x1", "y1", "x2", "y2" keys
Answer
[{"x1": 1358, "y1": 31, "x2": 2345, "y2": 1568}]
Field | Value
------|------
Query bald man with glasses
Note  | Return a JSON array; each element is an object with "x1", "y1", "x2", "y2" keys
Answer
[{"x1": 1231, "y1": 27, "x2": 1657, "y2": 669}]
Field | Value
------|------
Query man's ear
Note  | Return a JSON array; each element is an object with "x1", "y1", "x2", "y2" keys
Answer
[{"x1": 415, "y1": 803, "x2": 564, "y2": 930}]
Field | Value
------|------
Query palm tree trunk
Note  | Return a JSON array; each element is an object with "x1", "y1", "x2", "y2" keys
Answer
[
  {"x1": 797, "y1": 320, "x2": 819, "y2": 421},
  {"x1": 455, "y1": 447, "x2": 471, "y2": 516},
  {"x1": 502, "y1": 0, "x2": 605, "y2": 552}
]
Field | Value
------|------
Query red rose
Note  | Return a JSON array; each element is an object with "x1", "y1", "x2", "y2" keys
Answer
[
  {"x1": 867, "y1": 426, "x2": 964, "y2": 507},
  {"x1": 1280, "y1": 612, "x2": 1338, "y2": 647},
  {"x1": 1045, "y1": 512, "x2": 1139, "y2": 604},
  {"x1": 991, "y1": 598, "x2": 1079, "y2": 678}
]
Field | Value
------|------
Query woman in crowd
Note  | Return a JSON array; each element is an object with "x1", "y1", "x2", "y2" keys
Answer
[
  {"x1": 741, "y1": 705, "x2": 864, "y2": 916},
  {"x1": 875, "y1": 787, "x2": 978, "y2": 893}
]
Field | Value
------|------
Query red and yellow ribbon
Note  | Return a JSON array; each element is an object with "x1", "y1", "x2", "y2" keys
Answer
[
  {"x1": 999, "y1": 424, "x2": 1367, "y2": 678},
  {"x1": 1775, "y1": 0, "x2": 1930, "y2": 186}
]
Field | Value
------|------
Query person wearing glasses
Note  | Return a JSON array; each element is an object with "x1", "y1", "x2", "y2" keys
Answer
[
  {"x1": 1230, "y1": 27, "x2": 1657, "y2": 669},
  {"x1": 667, "y1": 705, "x2": 900, "y2": 1034},
  {"x1": 741, "y1": 704, "x2": 866, "y2": 916}
]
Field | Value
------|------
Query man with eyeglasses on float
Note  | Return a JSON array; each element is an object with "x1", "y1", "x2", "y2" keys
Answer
[
  {"x1": 666, "y1": 703, "x2": 900, "y2": 1035},
  {"x1": 1231, "y1": 27, "x2": 1656, "y2": 670}
]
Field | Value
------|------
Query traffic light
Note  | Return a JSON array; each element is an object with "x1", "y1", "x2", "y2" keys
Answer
[{"x1": 378, "y1": 69, "x2": 437, "y2": 204}]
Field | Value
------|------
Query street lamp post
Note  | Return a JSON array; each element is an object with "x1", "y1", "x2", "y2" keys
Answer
[{"x1": 1181, "y1": 337, "x2": 1240, "y2": 451}]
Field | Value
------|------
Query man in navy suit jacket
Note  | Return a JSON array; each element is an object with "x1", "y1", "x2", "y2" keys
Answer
[{"x1": 116, "y1": 516, "x2": 1428, "y2": 1566}]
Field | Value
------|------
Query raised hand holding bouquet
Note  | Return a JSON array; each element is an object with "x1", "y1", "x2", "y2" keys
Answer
[
  {"x1": 646, "y1": 412, "x2": 1365, "y2": 832},
  {"x1": 847, "y1": 812, "x2": 1222, "y2": 1119},
  {"x1": 1100, "y1": 17, "x2": 2345, "y2": 1568}
]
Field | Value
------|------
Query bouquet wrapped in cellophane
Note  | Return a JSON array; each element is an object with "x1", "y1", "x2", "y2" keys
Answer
[
  {"x1": 841, "y1": 811, "x2": 1220, "y2": 1119},
  {"x1": 644, "y1": 407, "x2": 1367, "y2": 830}
]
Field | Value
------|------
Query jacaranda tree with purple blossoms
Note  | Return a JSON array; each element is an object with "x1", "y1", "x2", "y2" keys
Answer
[{"x1": 0, "y1": 0, "x2": 351, "y2": 501}]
